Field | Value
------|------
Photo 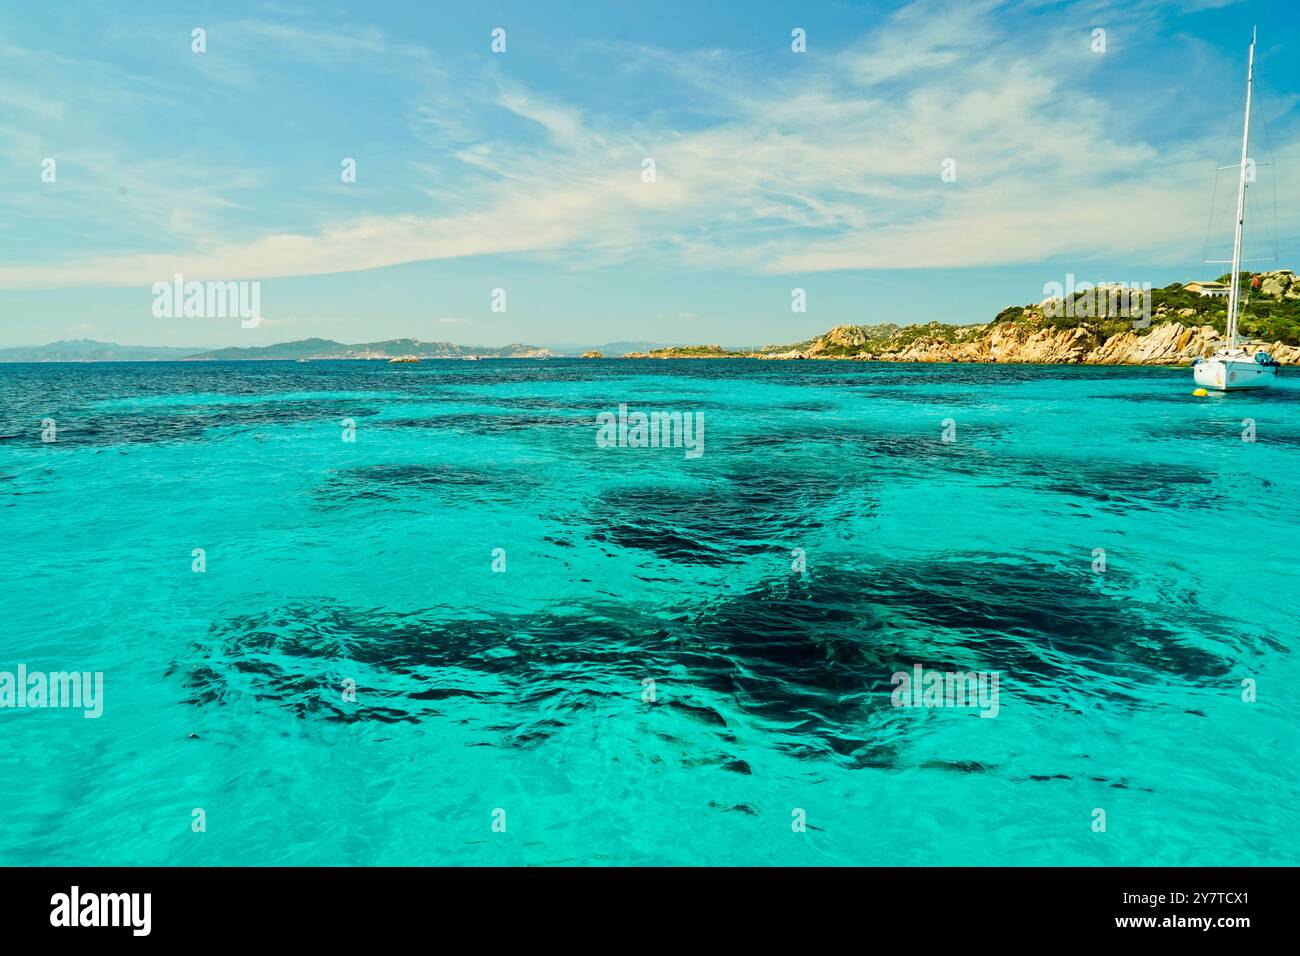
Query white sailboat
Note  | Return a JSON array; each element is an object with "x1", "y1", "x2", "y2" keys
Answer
[{"x1": 1193, "y1": 28, "x2": 1280, "y2": 391}]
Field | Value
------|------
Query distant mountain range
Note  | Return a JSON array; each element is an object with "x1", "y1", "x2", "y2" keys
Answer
[
  {"x1": 0, "y1": 339, "x2": 201, "y2": 362},
  {"x1": 0, "y1": 337, "x2": 679, "y2": 362},
  {"x1": 185, "y1": 338, "x2": 564, "y2": 360}
]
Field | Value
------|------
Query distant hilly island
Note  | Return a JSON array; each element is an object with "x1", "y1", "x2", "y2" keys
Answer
[
  {"x1": 0, "y1": 337, "x2": 682, "y2": 362},
  {"x1": 0, "y1": 340, "x2": 202, "y2": 362}
]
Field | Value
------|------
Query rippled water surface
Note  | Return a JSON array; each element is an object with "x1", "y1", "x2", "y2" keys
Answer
[{"x1": 1, "y1": 359, "x2": 1296, "y2": 865}]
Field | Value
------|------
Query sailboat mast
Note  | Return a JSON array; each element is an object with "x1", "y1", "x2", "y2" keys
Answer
[{"x1": 1227, "y1": 28, "x2": 1256, "y2": 348}]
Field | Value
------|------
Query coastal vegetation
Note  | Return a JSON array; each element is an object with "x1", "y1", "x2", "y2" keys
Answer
[
  {"x1": 1019, "y1": 272, "x2": 1300, "y2": 343},
  {"x1": 757, "y1": 269, "x2": 1300, "y2": 365},
  {"x1": 562, "y1": 272, "x2": 1300, "y2": 366},
  {"x1": 622, "y1": 344, "x2": 741, "y2": 358}
]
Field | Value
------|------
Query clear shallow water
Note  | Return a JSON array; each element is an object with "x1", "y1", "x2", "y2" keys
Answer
[{"x1": 0, "y1": 358, "x2": 1296, "y2": 866}]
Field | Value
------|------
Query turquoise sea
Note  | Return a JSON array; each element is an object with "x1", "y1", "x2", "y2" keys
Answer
[{"x1": 0, "y1": 359, "x2": 1296, "y2": 866}]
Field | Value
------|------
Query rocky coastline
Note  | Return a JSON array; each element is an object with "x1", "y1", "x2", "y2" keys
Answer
[
  {"x1": 755, "y1": 319, "x2": 1300, "y2": 366},
  {"x1": 625, "y1": 270, "x2": 1300, "y2": 365}
]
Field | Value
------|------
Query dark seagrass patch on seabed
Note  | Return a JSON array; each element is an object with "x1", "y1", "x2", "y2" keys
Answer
[
  {"x1": 585, "y1": 465, "x2": 866, "y2": 565},
  {"x1": 168, "y1": 547, "x2": 1251, "y2": 781},
  {"x1": 677, "y1": 556, "x2": 1243, "y2": 733},
  {"x1": 171, "y1": 602, "x2": 660, "y2": 731}
]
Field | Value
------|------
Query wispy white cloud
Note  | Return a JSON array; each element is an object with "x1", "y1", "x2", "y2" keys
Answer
[{"x1": 1, "y1": 0, "x2": 1294, "y2": 290}]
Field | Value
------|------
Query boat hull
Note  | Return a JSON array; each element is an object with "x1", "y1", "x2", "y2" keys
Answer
[{"x1": 1193, "y1": 356, "x2": 1278, "y2": 390}]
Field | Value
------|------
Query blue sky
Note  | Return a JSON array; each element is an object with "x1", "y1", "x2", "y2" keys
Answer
[{"x1": 1, "y1": 0, "x2": 1297, "y2": 348}]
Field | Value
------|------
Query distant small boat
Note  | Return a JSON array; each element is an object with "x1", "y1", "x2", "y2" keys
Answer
[
  {"x1": 388, "y1": 356, "x2": 420, "y2": 364},
  {"x1": 1192, "y1": 28, "x2": 1280, "y2": 392},
  {"x1": 463, "y1": 355, "x2": 480, "y2": 361}
]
